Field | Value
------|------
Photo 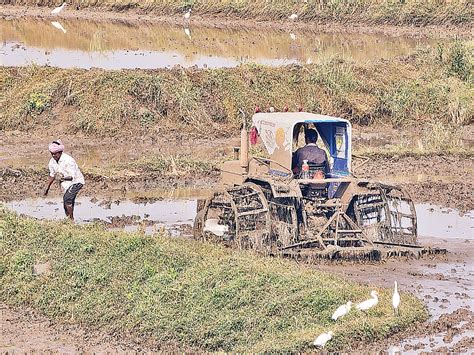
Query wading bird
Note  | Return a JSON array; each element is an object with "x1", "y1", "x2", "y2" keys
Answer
[
  {"x1": 356, "y1": 290, "x2": 379, "y2": 312},
  {"x1": 51, "y1": 2, "x2": 67, "y2": 15},
  {"x1": 51, "y1": 21, "x2": 66, "y2": 33},
  {"x1": 331, "y1": 301, "x2": 352, "y2": 321},
  {"x1": 184, "y1": 27, "x2": 191, "y2": 40},
  {"x1": 392, "y1": 281, "x2": 400, "y2": 316},
  {"x1": 289, "y1": 13, "x2": 298, "y2": 20},
  {"x1": 313, "y1": 331, "x2": 334, "y2": 348},
  {"x1": 184, "y1": 8, "x2": 192, "y2": 20},
  {"x1": 289, "y1": 33, "x2": 296, "y2": 41}
]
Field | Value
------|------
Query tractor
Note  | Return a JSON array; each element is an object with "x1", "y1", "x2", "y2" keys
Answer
[{"x1": 193, "y1": 112, "x2": 442, "y2": 261}]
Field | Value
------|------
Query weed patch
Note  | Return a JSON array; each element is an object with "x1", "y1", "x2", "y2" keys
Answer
[
  {"x1": 5, "y1": 0, "x2": 473, "y2": 26},
  {"x1": 1, "y1": 42, "x2": 472, "y2": 136}
]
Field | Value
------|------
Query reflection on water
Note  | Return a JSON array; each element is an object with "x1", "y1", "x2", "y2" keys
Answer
[
  {"x1": 4, "y1": 195, "x2": 472, "y2": 240},
  {"x1": 416, "y1": 204, "x2": 473, "y2": 240},
  {"x1": 0, "y1": 18, "x2": 440, "y2": 69},
  {"x1": 4, "y1": 196, "x2": 198, "y2": 236}
]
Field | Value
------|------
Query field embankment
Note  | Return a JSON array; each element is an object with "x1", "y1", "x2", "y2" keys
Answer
[
  {"x1": 1, "y1": 0, "x2": 473, "y2": 27},
  {"x1": 0, "y1": 207, "x2": 427, "y2": 351},
  {"x1": 1, "y1": 42, "x2": 472, "y2": 140}
]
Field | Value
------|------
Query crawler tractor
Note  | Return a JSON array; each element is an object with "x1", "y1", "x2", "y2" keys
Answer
[{"x1": 194, "y1": 112, "x2": 442, "y2": 261}]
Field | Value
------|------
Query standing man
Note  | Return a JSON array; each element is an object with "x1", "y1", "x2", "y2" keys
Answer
[{"x1": 44, "y1": 140, "x2": 85, "y2": 220}]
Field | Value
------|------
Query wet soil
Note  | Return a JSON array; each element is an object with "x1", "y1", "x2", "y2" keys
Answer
[
  {"x1": 1, "y1": 136, "x2": 472, "y2": 211},
  {"x1": 0, "y1": 303, "x2": 183, "y2": 352},
  {"x1": 1, "y1": 127, "x2": 473, "y2": 352},
  {"x1": 316, "y1": 235, "x2": 474, "y2": 353},
  {"x1": 1, "y1": 5, "x2": 472, "y2": 39}
]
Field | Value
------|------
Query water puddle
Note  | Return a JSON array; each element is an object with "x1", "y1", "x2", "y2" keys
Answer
[
  {"x1": 1, "y1": 18, "x2": 441, "y2": 69},
  {"x1": 416, "y1": 204, "x2": 473, "y2": 240},
  {"x1": 3, "y1": 195, "x2": 472, "y2": 241},
  {"x1": 4, "y1": 196, "x2": 198, "y2": 236}
]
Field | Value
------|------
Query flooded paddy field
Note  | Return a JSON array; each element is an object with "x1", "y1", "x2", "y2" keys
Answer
[
  {"x1": 1, "y1": 2, "x2": 473, "y2": 352},
  {"x1": 0, "y1": 18, "x2": 443, "y2": 69}
]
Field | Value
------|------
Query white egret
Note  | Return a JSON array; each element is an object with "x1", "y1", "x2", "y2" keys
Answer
[
  {"x1": 184, "y1": 8, "x2": 192, "y2": 20},
  {"x1": 51, "y1": 21, "x2": 66, "y2": 33},
  {"x1": 388, "y1": 345, "x2": 401, "y2": 355},
  {"x1": 184, "y1": 27, "x2": 191, "y2": 40},
  {"x1": 356, "y1": 290, "x2": 379, "y2": 311},
  {"x1": 51, "y1": 2, "x2": 67, "y2": 15},
  {"x1": 289, "y1": 32, "x2": 296, "y2": 41},
  {"x1": 203, "y1": 219, "x2": 228, "y2": 237},
  {"x1": 392, "y1": 281, "x2": 400, "y2": 316},
  {"x1": 289, "y1": 13, "x2": 298, "y2": 20},
  {"x1": 331, "y1": 301, "x2": 352, "y2": 321},
  {"x1": 313, "y1": 331, "x2": 334, "y2": 348}
]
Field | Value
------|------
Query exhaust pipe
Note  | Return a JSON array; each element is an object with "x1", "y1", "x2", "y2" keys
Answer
[{"x1": 240, "y1": 124, "x2": 249, "y2": 175}]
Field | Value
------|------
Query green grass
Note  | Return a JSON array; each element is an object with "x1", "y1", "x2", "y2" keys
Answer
[
  {"x1": 1, "y1": 42, "x2": 472, "y2": 138},
  {"x1": 0, "y1": 207, "x2": 427, "y2": 351},
  {"x1": 5, "y1": 0, "x2": 473, "y2": 26}
]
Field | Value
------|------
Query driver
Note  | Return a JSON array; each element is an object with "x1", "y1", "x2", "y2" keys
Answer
[{"x1": 292, "y1": 129, "x2": 329, "y2": 176}]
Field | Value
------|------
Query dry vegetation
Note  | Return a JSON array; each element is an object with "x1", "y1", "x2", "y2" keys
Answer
[
  {"x1": 1, "y1": 42, "x2": 472, "y2": 147},
  {"x1": 2, "y1": 0, "x2": 473, "y2": 26},
  {"x1": 0, "y1": 207, "x2": 428, "y2": 352}
]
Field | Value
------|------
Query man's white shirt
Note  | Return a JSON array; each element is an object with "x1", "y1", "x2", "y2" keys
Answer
[{"x1": 48, "y1": 153, "x2": 85, "y2": 191}]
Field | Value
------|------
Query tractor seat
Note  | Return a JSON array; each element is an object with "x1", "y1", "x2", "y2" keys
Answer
[{"x1": 298, "y1": 162, "x2": 328, "y2": 198}]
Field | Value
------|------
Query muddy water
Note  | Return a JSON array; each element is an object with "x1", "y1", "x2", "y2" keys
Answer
[
  {"x1": 1, "y1": 18, "x2": 440, "y2": 69},
  {"x1": 4, "y1": 196, "x2": 198, "y2": 236},
  {"x1": 4, "y1": 196, "x2": 472, "y2": 239}
]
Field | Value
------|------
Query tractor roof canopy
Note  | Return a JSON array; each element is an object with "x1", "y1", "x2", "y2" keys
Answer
[{"x1": 252, "y1": 112, "x2": 352, "y2": 176}]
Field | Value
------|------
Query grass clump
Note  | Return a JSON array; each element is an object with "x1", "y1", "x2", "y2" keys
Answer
[
  {"x1": 130, "y1": 155, "x2": 219, "y2": 177},
  {"x1": 5, "y1": 0, "x2": 473, "y2": 26},
  {"x1": 1, "y1": 42, "x2": 472, "y2": 136},
  {"x1": 0, "y1": 208, "x2": 427, "y2": 351}
]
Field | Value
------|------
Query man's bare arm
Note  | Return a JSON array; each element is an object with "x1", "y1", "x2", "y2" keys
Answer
[{"x1": 44, "y1": 176, "x2": 55, "y2": 196}]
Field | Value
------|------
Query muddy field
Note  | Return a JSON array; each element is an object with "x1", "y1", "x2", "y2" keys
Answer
[
  {"x1": 1, "y1": 130, "x2": 473, "y2": 352},
  {"x1": 1, "y1": 2, "x2": 473, "y2": 352},
  {"x1": 1, "y1": 128, "x2": 473, "y2": 211}
]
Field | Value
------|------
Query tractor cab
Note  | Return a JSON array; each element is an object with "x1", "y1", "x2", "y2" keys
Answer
[
  {"x1": 221, "y1": 112, "x2": 353, "y2": 199},
  {"x1": 251, "y1": 112, "x2": 352, "y2": 179}
]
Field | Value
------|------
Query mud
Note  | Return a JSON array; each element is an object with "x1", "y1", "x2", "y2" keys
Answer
[
  {"x1": 4, "y1": 195, "x2": 200, "y2": 236},
  {"x1": 0, "y1": 303, "x2": 182, "y2": 352},
  {"x1": 315, "y1": 234, "x2": 474, "y2": 353},
  {"x1": 2, "y1": 152, "x2": 472, "y2": 212},
  {"x1": 1, "y1": 5, "x2": 472, "y2": 39}
]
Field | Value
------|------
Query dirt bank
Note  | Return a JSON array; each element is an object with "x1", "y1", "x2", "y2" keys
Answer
[
  {"x1": 0, "y1": 303, "x2": 167, "y2": 353},
  {"x1": 2, "y1": 43, "x2": 473, "y2": 137},
  {"x1": 1, "y1": 4, "x2": 472, "y2": 36},
  {"x1": 1, "y1": 226, "x2": 472, "y2": 352}
]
